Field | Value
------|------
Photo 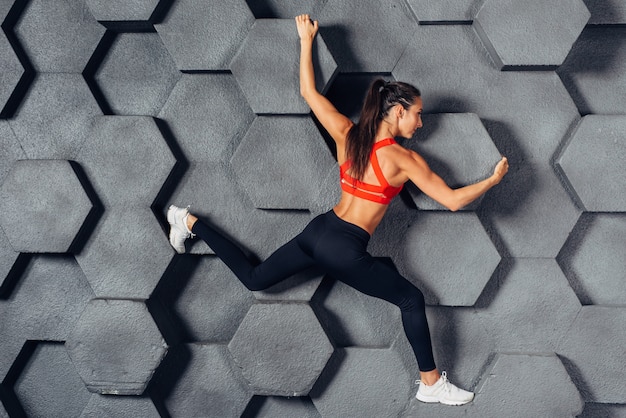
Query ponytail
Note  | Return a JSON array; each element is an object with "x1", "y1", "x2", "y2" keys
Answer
[{"x1": 346, "y1": 79, "x2": 421, "y2": 180}]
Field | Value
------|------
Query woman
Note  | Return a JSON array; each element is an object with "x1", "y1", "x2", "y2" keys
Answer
[{"x1": 167, "y1": 14, "x2": 508, "y2": 406}]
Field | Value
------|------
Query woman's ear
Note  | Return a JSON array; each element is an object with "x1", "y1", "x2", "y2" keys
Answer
[{"x1": 394, "y1": 104, "x2": 405, "y2": 119}]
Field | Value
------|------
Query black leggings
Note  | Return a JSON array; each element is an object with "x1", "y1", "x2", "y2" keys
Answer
[{"x1": 191, "y1": 210, "x2": 436, "y2": 372}]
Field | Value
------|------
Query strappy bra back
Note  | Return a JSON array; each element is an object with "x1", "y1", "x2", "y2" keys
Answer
[{"x1": 339, "y1": 138, "x2": 403, "y2": 205}]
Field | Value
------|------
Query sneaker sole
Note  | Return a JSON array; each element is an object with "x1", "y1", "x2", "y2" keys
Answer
[{"x1": 416, "y1": 393, "x2": 474, "y2": 406}]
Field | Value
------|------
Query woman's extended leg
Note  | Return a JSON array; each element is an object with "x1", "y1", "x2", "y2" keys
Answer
[{"x1": 167, "y1": 205, "x2": 316, "y2": 291}]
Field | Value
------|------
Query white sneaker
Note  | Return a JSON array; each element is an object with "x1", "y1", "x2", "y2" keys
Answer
[
  {"x1": 415, "y1": 371, "x2": 474, "y2": 406},
  {"x1": 167, "y1": 205, "x2": 193, "y2": 254}
]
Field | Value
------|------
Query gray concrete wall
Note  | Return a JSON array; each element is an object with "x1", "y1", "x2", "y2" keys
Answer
[{"x1": 1, "y1": 0, "x2": 625, "y2": 417}]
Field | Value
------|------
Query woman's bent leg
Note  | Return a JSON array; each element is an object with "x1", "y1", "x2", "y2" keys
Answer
[
  {"x1": 335, "y1": 259, "x2": 437, "y2": 372},
  {"x1": 191, "y1": 218, "x2": 316, "y2": 291}
]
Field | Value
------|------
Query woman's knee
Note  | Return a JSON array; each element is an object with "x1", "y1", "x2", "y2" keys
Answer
[{"x1": 399, "y1": 285, "x2": 426, "y2": 312}]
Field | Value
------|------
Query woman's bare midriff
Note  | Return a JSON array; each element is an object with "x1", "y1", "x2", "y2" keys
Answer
[{"x1": 333, "y1": 191, "x2": 390, "y2": 235}]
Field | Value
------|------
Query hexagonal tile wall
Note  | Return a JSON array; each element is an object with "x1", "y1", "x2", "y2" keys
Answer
[
  {"x1": 1, "y1": 0, "x2": 626, "y2": 415},
  {"x1": 230, "y1": 19, "x2": 337, "y2": 114},
  {"x1": 231, "y1": 115, "x2": 336, "y2": 209},
  {"x1": 405, "y1": 113, "x2": 502, "y2": 210},
  {"x1": 0, "y1": 160, "x2": 93, "y2": 253},
  {"x1": 557, "y1": 115, "x2": 626, "y2": 212},
  {"x1": 474, "y1": 0, "x2": 590, "y2": 69},
  {"x1": 228, "y1": 303, "x2": 334, "y2": 396},
  {"x1": 155, "y1": 0, "x2": 255, "y2": 71},
  {"x1": 94, "y1": 33, "x2": 181, "y2": 116},
  {"x1": 398, "y1": 211, "x2": 501, "y2": 306},
  {"x1": 14, "y1": 0, "x2": 105, "y2": 72},
  {"x1": 65, "y1": 298, "x2": 168, "y2": 395}
]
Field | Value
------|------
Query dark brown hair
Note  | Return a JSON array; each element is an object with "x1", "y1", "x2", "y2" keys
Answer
[{"x1": 346, "y1": 79, "x2": 421, "y2": 180}]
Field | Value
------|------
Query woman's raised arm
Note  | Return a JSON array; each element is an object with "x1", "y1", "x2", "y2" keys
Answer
[{"x1": 296, "y1": 14, "x2": 353, "y2": 146}]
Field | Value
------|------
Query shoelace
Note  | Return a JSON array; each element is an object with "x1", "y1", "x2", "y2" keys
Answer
[
  {"x1": 439, "y1": 371, "x2": 452, "y2": 393},
  {"x1": 415, "y1": 371, "x2": 449, "y2": 387}
]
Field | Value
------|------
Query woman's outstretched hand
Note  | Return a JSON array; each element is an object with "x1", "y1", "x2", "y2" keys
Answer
[
  {"x1": 296, "y1": 14, "x2": 318, "y2": 42},
  {"x1": 493, "y1": 156, "x2": 509, "y2": 184}
]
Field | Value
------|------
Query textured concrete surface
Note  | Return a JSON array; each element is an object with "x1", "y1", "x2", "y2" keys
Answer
[
  {"x1": 0, "y1": 160, "x2": 93, "y2": 253},
  {"x1": 1, "y1": 0, "x2": 625, "y2": 416},
  {"x1": 228, "y1": 303, "x2": 333, "y2": 396},
  {"x1": 557, "y1": 115, "x2": 626, "y2": 211},
  {"x1": 94, "y1": 33, "x2": 181, "y2": 116},
  {"x1": 474, "y1": 0, "x2": 590, "y2": 69},
  {"x1": 65, "y1": 299, "x2": 168, "y2": 395},
  {"x1": 155, "y1": 0, "x2": 254, "y2": 71}
]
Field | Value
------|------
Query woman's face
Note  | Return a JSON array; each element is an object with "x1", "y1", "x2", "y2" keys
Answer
[{"x1": 398, "y1": 97, "x2": 423, "y2": 138}]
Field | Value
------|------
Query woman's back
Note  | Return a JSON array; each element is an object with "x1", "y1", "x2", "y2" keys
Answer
[{"x1": 334, "y1": 137, "x2": 408, "y2": 234}]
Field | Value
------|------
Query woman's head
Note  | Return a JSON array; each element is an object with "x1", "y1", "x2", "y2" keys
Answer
[
  {"x1": 376, "y1": 80, "x2": 421, "y2": 121},
  {"x1": 346, "y1": 79, "x2": 421, "y2": 180}
]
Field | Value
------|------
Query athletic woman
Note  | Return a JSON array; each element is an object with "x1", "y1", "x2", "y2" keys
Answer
[{"x1": 167, "y1": 14, "x2": 509, "y2": 405}]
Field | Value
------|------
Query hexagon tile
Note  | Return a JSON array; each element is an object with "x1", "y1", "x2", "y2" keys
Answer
[
  {"x1": 65, "y1": 298, "x2": 168, "y2": 395},
  {"x1": 94, "y1": 33, "x2": 181, "y2": 116},
  {"x1": 228, "y1": 303, "x2": 333, "y2": 397},
  {"x1": 474, "y1": 0, "x2": 590, "y2": 69},
  {"x1": 2, "y1": 0, "x2": 626, "y2": 416},
  {"x1": 0, "y1": 160, "x2": 93, "y2": 253},
  {"x1": 398, "y1": 211, "x2": 501, "y2": 306}
]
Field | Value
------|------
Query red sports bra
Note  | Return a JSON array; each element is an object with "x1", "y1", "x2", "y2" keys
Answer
[{"x1": 339, "y1": 138, "x2": 403, "y2": 205}]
